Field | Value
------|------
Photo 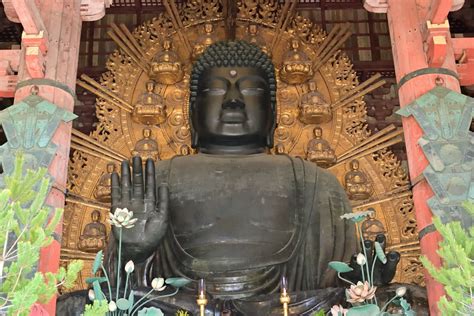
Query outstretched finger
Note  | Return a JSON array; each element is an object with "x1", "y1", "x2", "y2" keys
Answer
[
  {"x1": 145, "y1": 159, "x2": 156, "y2": 203},
  {"x1": 111, "y1": 172, "x2": 121, "y2": 212},
  {"x1": 157, "y1": 184, "x2": 169, "y2": 217},
  {"x1": 132, "y1": 156, "x2": 144, "y2": 200},
  {"x1": 375, "y1": 234, "x2": 386, "y2": 250},
  {"x1": 381, "y1": 251, "x2": 400, "y2": 284},
  {"x1": 363, "y1": 239, "x2": 374, "y2": 264},
  {"x1": 121, "y1": 160, "x2": 132, "y2": 204}
]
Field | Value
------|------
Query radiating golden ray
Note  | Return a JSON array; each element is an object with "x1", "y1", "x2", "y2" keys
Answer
[
  {"x1": 107, "y1": 25, "x2": 149, "y2": 72},
  {"x1": 313, "y1": 23, "x2": 352, "y2": 72},
  {"x1": 338, "y1": 124, "x2": 397, "y2": 160},
  {"x1": 61, "y1": 248, "x2": 99, "y2": 260},
  {"x1": 163, "y1": 0, "x2": 193, "y2": 58},
  {"x1": 71, "y1": 129, "x2": 128, "y2": 162},
  {"x1": 118, "y1": 23, "x2": 147, "y2": 59},
  {"x1": 337, "y1": 129, "x2": 404, "y2": 163},
  {"x1": 66, "y1": 194, "x2": 110, "y2": 211},
  {"x1": 269, "y1": 0, "x2": 297, "y2": 55},
  {"x1": 76, "y1": 77, "x2": 133, "y2": 113},
  {"x1": 352, "y1": 190, "x2": 412, "y2": 210},
  {"x1": 332, "y1": 79, "x2": 387, "y2": 110}
]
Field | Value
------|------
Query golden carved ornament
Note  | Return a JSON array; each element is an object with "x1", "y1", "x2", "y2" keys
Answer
[{"x1": 65, "y1": 0, "x2": 421, "y2": 289}]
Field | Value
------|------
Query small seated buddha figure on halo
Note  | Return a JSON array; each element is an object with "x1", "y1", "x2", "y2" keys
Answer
[
  {"x1": 132, "y1": 80, "x2": 167, "y2": 125},
  {"x1": 247, "y1": 23, "x2": 268, "y2": 54},
  {"x1": 306, "y1": 127, "x2": 336, "y2": 168},
  {"x1": 94, "y1": 162, "x2": 116, "y2": 203},
  {"x1": 78, "y1": 210, "x2": 107, "y2": 253},
  {"x1": 149, "y1": 39, "x2": 184, "y2": 85},
  {"x1": 279, "y1": 39, "x2": 313, "y2": 85},
  {"x1": 131, "y1": 128, "x2": 160, "y2": 161},
  {"x1": 361, "y1": 208, "x2": 386, "y2": 240},
  {"x1": 344, "y1": 159, "x2": 373, "y2": 200},
  {"x1": 299, "y1": 81, "x2": 332, "y2": 124},
  {"x1": 192, "y1": 22, "x2": 215, "y2": 60}
]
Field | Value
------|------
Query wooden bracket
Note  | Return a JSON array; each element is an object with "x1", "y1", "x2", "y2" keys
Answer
[
  {"x1": 428, "y1": 0, "x2": 465, "y2": 24},
  {"x1": 363, "y1": 0, "x2": 388, "y2": 14},
  {"x1": 0, "y1": 49, "x2": 20, "y2": 97},
  {"x1": 452, "y1": 37, "x2": 474, "y2": 86},
  {"x1": 80, "y1": 0, "x2": 112, "y2": 22},
  {"x1": 425, "y1": 20, "x2": 450, "y2": 67}
]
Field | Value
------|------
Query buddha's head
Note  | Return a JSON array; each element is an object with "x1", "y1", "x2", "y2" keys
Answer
[
  {"x1": 106, "y1": 162, "x2": 115, "y2": 173},
  {"x1": 204, "y1": 23, "x2": 213, "y2": 34},
  {"x1": 145, "y1": 80, "x2": 155, "y2": 93},
  {"x1": 91, "y1": 210, "x2": 101, "y2": 222},
  {"x1": 143, "y1": 128, "x2": 152, "y2": 138},
  {"x1": 350, "y1": 159, "x2": 360, "y2": 170},
  {"x1": 189, "y1": 41, "x2": 276, "y2": 154},
  {"x1": 313, "y1": 127, "x2": 323, "y2": 138}
]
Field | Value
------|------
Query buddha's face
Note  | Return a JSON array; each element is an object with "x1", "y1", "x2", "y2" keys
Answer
[
  {"x1": 143, "y1": 128, "x2": 152, "y2": 138},
  {"x1": 192, "y1": 66, "x2": 273, "y2": 149},
  {"x1": 91, "y1": 211, "x2": 101, "y2": 222}
]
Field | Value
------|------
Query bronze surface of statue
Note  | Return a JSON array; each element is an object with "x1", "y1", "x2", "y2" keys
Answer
[
  {"x1": 131, "y1": 128, "x2": 160, "y2": 161},
  {"x1": 132, "y1": 80, "x2": 167, "y2": 125},
  {"x1": 94, "y1": 162, "x2": 116, "y2": 203},
  {"x1": 299, "y1": 81, "x2": 332, "y2": 124},
  {"x1": 344, "y1": 159, "x2": 373, "y2": 200},
  {"x1": 99, "y1": 41, "x2": 404, "y2": 315},
  {"x1": 306, "y1": 127, "x2": 336, "y2": 168},
  {"x1": 78, "y1": 210, "x2": 107, "y2": 253}
]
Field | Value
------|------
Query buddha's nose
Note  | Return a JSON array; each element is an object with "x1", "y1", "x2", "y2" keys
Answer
[{"x1": 222, "y1": 98, "x2": 245, "y2": 110}]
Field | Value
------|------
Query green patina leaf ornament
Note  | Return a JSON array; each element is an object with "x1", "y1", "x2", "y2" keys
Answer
[
  {"x1": 137, "y1": 307, "x2": 164, "y2": 316},
  {"x1": 117, "y1": 298, "x2": 131, "y2": 310},
  {"x1": 340, "y1": 210, "x2": 374, "y2": 223},
  {"x1": 85, "y1": 276, "x2": 108, "y2": 284},
  {"x1": 328, "y1": 261, "x2": 354, "y2": 273},
  {"x1": 346, "y1": 304, "x2": 380, "y2": 316},
  {"x1": 374, "y1": 241, "x2": 387, "y2": 264},
  {"x1": 92, "y1": 250, "x2": 103, "y2": 274},
  {"x1": 92, "y1": 280, "x2": 105, "y2": 301},
  {"x1": 165, "y1": 277, "x2": 192, "y2": 288}
]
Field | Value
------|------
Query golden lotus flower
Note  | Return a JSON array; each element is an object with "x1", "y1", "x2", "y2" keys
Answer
[{"x1": 346, "y1": 281, "x2": 377, "y2": 303}]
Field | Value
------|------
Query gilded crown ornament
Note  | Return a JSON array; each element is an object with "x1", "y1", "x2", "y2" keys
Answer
[
  {"x1": 132, "y1": 80, "x2": 167, "y2": 125},
  {"x1": 279, "y1": 39, "x2": 313, "y2": 85},
  {"x1": 299, "y1": 81, "x2": 332, "y2": 124},
  {"x1": 149, "y1": 40, "x2": 184, "y2": 85}
]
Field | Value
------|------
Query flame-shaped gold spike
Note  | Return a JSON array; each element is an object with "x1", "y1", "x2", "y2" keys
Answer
[{"x1": 352, "y1": 188, "x2": 411, "y2": 210}]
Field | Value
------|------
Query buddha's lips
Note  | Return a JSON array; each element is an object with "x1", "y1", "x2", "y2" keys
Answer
[{"x1": 219, "y1": 109, "x2": 248, "y2": 123}]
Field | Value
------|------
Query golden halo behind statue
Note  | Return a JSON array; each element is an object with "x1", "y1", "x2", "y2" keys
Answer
[{"x1": 65, "y1": 0, "x2": 423, "y2": 290}]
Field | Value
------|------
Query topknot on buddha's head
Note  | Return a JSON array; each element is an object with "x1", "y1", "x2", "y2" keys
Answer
[{"x1": 189, "y1": 41, "x2": 277, "y2": 111}]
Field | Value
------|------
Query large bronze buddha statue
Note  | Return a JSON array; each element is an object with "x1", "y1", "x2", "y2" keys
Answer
[{"x1": 59, "y1": 41, "x2": 411, "y2": 315}]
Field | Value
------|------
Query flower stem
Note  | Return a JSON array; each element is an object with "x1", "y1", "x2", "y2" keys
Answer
[
  {"x1": 101, "y1": 264, "x2": 113, "y2": 302},
  {"x1": 337, "y1": 272, "x2": 355, "y2": 286},
  {"x1": 357, "y1": 223, "x2": 371, "y2": 285},
  {"x1": 130, "y1": 289, "x2": 154, "y2": 314},
  {"x1": 116, "y1": 227, "x2": 122, "y2": 302},
  {"x1": 131, "y1": 288, "x2": 179, "y2": 316},
  {"x1": 123, "y1": 272, "x2": 130, "y2": 299},
  {"x1": 380, "y1": 294, "x2": 398, "y2": 312}
]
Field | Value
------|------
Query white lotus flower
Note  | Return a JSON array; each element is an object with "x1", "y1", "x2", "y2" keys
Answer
[
  {"x1": 396, "y1": 286, "x2": 407, "y2": 297},
  {"x1": 125, "y1": 260, "x2": 135, "y2": 273},
  {"x1": 108, "y1": 300, "x2": 117, "y2": 312},
  {"x1": 346, "y1": 281, "x2": 377, "y2": 303},
  {"x1": 151, "y1": 277, "x2": 166, "y2": 291},
  {"x1": 109, "y1": 208, "x2": 137, "y2": 228},
  {"x1": 356, "y1": 253, "x2": 366, "y2": 266},
  {"x1": 330, "y1": 304, "x2": 348, "y2": 316},
  {"x1": 88, "y1": 289, "x2": 95, "y2": 301}
]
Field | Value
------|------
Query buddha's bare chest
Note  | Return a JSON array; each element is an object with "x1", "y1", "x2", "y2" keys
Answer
[{"x1": 166, "y1": 155, "x2": 298, "y2": 260}]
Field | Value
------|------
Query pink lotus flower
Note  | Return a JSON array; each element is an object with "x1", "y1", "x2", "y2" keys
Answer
[
  {"x1": 346, "y1": 281, "x2": 377, "y2": 303},
  {"x1": 330, "y1": 304, "x2": 348, "y2": 315}
]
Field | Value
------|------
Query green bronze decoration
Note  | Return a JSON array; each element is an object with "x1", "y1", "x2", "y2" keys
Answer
[
  {"x1": 398, "y1": 86, "x2": 474, "y2": 228},
  {"x1": 0, "y1": 87, "x2": 77, "y2": 176}
]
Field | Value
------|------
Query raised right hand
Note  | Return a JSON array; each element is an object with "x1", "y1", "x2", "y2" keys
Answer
[{"x1": 110, "y1": 156, "x2": 169, "y2": 261}]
